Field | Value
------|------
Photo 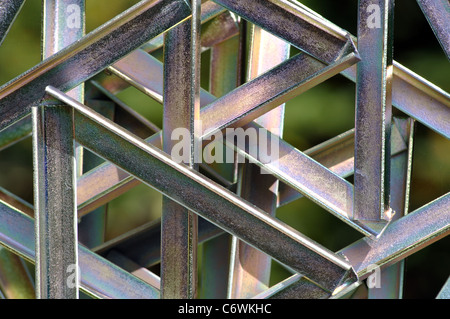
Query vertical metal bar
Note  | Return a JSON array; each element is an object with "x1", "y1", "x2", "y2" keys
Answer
[
  {"x1": 354, "y1": 0, "x2": 394, "y2": 222},
  {"x1": 32, "y1": 103, "x2": 78, "y2": 299},
  {"x1": 199, "y1": 33, "x2": 240, "y2": 299},
  {"x1": 43, "y1": 0, "x2": 104, "y2": 249},
  {"x1": 161, "y1": 0, "x2": 201, "y2": 299},
  {"x1": 33, "y1": 0, "x2": 83, "y2": 299},
  {"x1": 42, "y1": 0, "x2": 85, "y2": 175},
  {"x1": 368, "y1": 117, "x2": 414, "y2": 299},
  {"x1": 228, "y1": 25, "x2": 290, "y2": 299}
]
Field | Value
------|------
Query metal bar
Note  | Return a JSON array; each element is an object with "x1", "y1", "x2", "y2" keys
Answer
[
  {"x1": 75, "y1": 96, "x2": 405, "y2": 240},
  {"x1": 339, "y1": 193, "x2": 450, "y2": 279},
  {"x1": 32, "y1": 0, "x2": 84, "y2": 299},
  {"x1": 48, "y1": 86, "x2": 358, "y2": 294},
  {"x1": 200, "y1": 11, "x2": 239, "y2": 48},
  {"x1": 107, "y1": 49, "x2": 216, "y2": 107},
  {"x1": 0, "y1": 0, "x2": 191, "y2": 132},
  {"x1": 342, "y1": 60, "x2": 450, "y2": 140},
  {"x1": 354, "y1": 0, "x2": 394, "y2": 223},
  {"x1": 199, "y1": 34, "x2": 241, "y2": 299},
  {"x1": 416, "y1": 0, "x2": 450, "y2": 60},
  {"x1": 212, "y1": 0, "x2": 449, "y2": 139},
  {"x1": 368, "y1": 117, "x2": 414, "y2": 299},
  {"x1": 32, "y1": 104, "x2": 78, "y2": 299},
  {"x1": 43, "y1": 0, "x2": 106, "y2": 249},
  {"x1": 106, "y1": 250, "x2": 160, "y2": 289},
  {"x1": 0, "y1": 0, "x2": 26, "y2": 46},
  {"x1": 228, "y1": 25, "x2": 289, "y2": 299},
  {"x1": 94, "y1": 217, "x2": 221, "y2": 269},
  {"x1": 226, "y1": 122, "x2": 381, "y2": 237},
  {"x1": 160, "y1": 0, "x2": 201, "y2": 298},
  {"x1": 0, "y1": 200, "x2": 160, "y2": 299},
  {"x1": 200, "y1": 43, "x2": 360, "y2": 141},
  {"x1": 0, "y1": 186, "x2": 34, "y2": 218},
  {"x1": 212, "y1": 0, "x2": 351, "y2": 64},
  {"x1": 252, "y1": 274, "x2": 329, "y2": 299},
  {"x1": 278, "y1": 119, "x2": 410, "y2": 208}
]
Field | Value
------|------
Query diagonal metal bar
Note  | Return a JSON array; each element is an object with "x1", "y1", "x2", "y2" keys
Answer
[
  {"x1": 215, "y1": 0, "x2": 448, "y2": 139},
  {"x1": 0, "y1": 200, "x2": 160, "y2": 299},
  {"x1": 0, "y1": 186, "x2": 33, "y2": 218},
  {"x1": 416, "y1": 0, "x2": 450, "y2": 60},
  {"x1": 212, "y1": 0, "x2": 351, "y2": 64},
  {"x1": 353, "y1": 0, "x2": 394, "y2": 225},
  {"x1": 339, "y1": 193, "x2": 450, "y2": 279},
  {"x1": 225, "y1": 122, "x2": 382, "y2": 237},
  {"x1": 200, "y1": 42, "x2": 360, "y2": 141},
  {"x1": 105, "y1": 250, "x2": 161, "y2": 290},
  {"x1": 343, "y1": 57, "x2": 450, "y2": 140},
  {"x1": 0, "y1": 0, "x2": 26, "y2": 46},
  {"x1": 277, "y1": 120, "x2": 412, "y2": 208},
  {"x1": 253, "y1": 274, "x2": 329, "y2": 299},
  {"x1": 74, "y1": 91, "x2": 408, "y2": 240},
  {"x1": 214, "y1": 0, "x2": 449, "y2": 139},
  {"x1": 0, "y1": 0, "x2": 191, "y2": 132},
  {"x1": 48, "y1": 86, "x2": 358, "y2": 294}
]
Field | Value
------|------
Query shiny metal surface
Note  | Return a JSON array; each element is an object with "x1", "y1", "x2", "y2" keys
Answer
[{"x1": 0, "y1": 0, "x2": 447, "y2": 300}]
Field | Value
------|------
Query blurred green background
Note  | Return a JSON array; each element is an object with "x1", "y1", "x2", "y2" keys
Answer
[{"x1": 0, "y1": 0, "x2": 448, "y2": 298}]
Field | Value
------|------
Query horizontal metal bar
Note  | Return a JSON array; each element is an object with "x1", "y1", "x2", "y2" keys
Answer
[
  {"x1": 0, "y1": 0, "x2": 26, "y2": 46},
  {"x1": 0, "y1": 0, "x2": 191, "y2": 132},
  {"x1": 48, "y1": 86, "x2": 358, "y2": 294},
  {"x1": 339, "y1": 193, "x2": 450, "y2": 279},
  {"x1": 416, "y1": 0, "x2": 450, "y2": 60},
  {"x1": 0, "y1": 200, "x2": 160, "y2": 299}
]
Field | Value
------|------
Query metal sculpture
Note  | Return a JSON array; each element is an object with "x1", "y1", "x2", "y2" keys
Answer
[{"x1": 0, "y1": 0, "x2": 448, "y2": 299}]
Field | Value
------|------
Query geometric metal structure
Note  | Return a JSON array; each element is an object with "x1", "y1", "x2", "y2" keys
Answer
[{"x1": 0, "y1": 0, "x2": 448, "y2": 299}]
